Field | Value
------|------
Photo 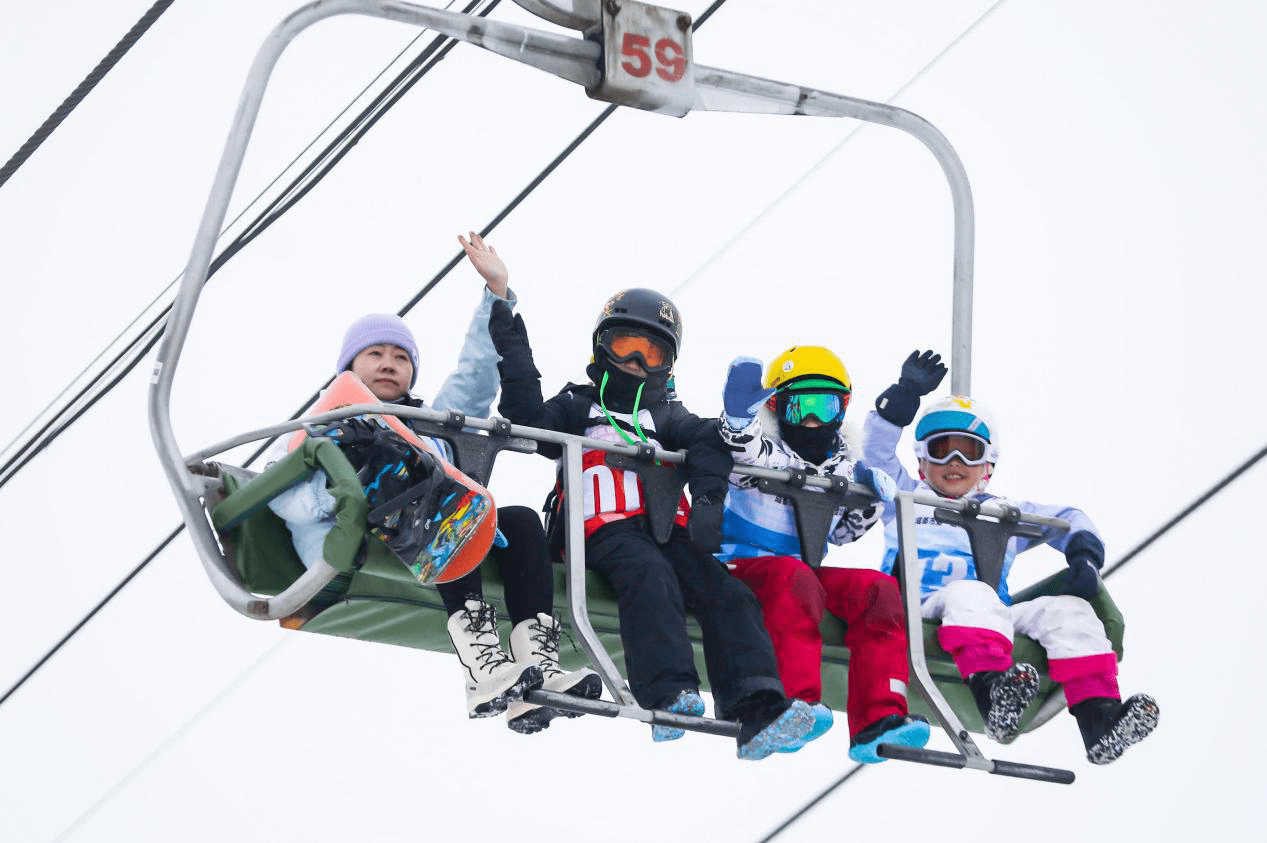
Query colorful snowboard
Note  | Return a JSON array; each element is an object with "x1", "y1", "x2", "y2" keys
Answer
[{"x1": 288, "y1": 372, "x2": 496, "y2": 584}]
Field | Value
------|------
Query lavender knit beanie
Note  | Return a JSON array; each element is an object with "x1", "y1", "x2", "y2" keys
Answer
[{"x1": 336, "y1": 313, "x2": 420, "y2": 388}]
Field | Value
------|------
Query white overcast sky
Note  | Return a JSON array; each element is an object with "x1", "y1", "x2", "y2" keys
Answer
[{"x1": 1, "y1": 1, "x2": 1264, "y2": 841}]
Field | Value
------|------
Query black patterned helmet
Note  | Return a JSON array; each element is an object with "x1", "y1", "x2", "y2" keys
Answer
[{"x1": 592, "y1": 288, "x2": 683, "y2": 356}]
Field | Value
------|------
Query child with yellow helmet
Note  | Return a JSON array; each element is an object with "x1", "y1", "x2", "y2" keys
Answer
[
  {"x1": 862, "y1": 350, "x2": 1159, "y2": 764},
  {"x1": 717, "y1": 346, "x2": 931, "y2": 763}
]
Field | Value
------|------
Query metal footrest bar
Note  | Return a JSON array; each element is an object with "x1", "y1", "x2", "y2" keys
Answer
[
  {"x1": 526, "y1": 690, "x2": 741, "y2": 738},
  {"x1": 876, "y1": 744, "x2": 1075, "y2": 784}
]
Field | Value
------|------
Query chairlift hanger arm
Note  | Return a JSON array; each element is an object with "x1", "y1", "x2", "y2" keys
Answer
[
  {"x1": 149, "y1": 0, "x2": 979, "y2": 730},
  {"x1": 512, "y1": 0, "x2": 599, "y2": 30},
  {"x1": 691, "y1": 64, "x2": 974, "y2": 396}
]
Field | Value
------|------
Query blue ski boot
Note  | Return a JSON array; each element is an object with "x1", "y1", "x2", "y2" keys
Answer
[
  {"x1": 778, "y1": 703, "x2": 834, "y2": 753},
  {"x1": 731, "y1": 692, "x2": 814, "y2": 761},
  {"x1": 848, "y1": 714, "x2": 931, "y2": 764},
  {"x1": 651, "y1": 690, "x2": 706, "y2": 742}
]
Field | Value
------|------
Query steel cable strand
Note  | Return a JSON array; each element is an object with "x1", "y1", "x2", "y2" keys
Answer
[
  {"x1": 0, "y1": 0, "x2": 177, "y2": 190},
  {"x1": 0, "y1": 0, "x2": 496, "y2": 493}
]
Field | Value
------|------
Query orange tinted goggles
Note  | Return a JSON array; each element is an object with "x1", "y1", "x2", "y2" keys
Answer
[{"x1": 599, "y1": 328, "x2": 673, "y2": 371}]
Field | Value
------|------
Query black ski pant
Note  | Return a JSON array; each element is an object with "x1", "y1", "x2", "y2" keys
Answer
[
  {"x1": 436, "y1": 505, "x2": 553, "y2": 625},
  {"x1": 586, "y1": 518, "x2": 784, "y2": 717}
]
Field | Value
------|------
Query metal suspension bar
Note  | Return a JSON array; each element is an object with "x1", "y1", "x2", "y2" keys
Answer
[
  {"x1": 562, "y1": 439, "x2": 637, "y2": 706},
  {"x1": 876, "y1": 744, "x2": 1075, "y2": 785},
  {"x1": 511, "y1": 0, "x2": 598, "y2": 30},
  {"x1": 526, "y1": 689, "x2": 741, "y2": 738},
  {"x1": 690, "y1": 66, "x2": 975, "y2": 395},
  {"x1": 895, "y1": 492, "x2": 989, "y2": 769},
  {"x1": 893, "y1": 491, "x2": 1075, "y2": 783}
]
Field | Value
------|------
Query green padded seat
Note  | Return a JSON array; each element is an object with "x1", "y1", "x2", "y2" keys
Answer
[{"x1": 212, "y1": 449, "x2": 1125, "y2": 736}]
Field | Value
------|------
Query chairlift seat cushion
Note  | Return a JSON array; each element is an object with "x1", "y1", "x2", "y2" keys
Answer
[
  {"x1": 211, "y1": 439, "x2": 371, "y2": 594},
  {"x1": 289, "y1": 553, "x2": 1123, "y2": 737}
]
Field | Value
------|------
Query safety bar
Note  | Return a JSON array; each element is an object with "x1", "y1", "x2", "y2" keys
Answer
[
  {"x1": 527, "y1": 689, "x2": 741, "y2": 738},
  {"x1": 876, "y1": 743, "x2": 1075, "y2": 785},
  {"x1": 893, "y1": 491, "x2": 1075, "y2": 782},
  {"x1": 187, "y1": 399, "x2": 882, "y2": 713}
]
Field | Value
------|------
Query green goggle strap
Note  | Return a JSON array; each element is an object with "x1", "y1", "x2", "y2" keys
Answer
[{"x1": 598, "y1": 371, "x2": 649, "y2": 447}]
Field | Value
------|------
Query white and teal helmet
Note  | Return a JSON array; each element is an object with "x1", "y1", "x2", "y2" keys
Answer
[{"x1": 913, "y1": 395, "x2": 1000, "y2": 465}]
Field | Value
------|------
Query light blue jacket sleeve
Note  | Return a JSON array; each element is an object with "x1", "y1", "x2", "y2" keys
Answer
[
  {"x1": 861, "y1": 410, "x2": 919, "y2": 508},
  {"x1": 1011, "y1": 498, "x2": 1101, "y2": 556},
  {"x1": 431, "y1": 287, "x2": 517, "y2": 417}
]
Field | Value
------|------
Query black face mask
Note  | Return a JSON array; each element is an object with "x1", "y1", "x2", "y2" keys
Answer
[
  {"x1": 779, "y1": 419, "x2": 841, "y2": 465},
  {"x1": 587, "y1": 351, "x2": 669, "y2": 412}
]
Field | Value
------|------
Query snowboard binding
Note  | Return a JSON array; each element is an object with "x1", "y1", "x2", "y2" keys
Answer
[{"x1": 316, "y1": 416, "x2": 490, "y2": 582}]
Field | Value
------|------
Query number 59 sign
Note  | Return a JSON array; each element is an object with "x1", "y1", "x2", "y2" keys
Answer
[{"x1": 587, "y1": 0, "x2": 695, "y2": 117}]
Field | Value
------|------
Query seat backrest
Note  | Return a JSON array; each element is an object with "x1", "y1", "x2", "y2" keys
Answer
[{"x1": 211, "y1": 438, "x2": 369, "y2": 595}]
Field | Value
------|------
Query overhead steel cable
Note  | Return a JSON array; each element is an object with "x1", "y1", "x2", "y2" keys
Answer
[
  {"x1": 671, "y1": 0, "x2": 1009, "y2": 299},
  {"x1": 0, "y1": 0, "x2": 177, "y2": 190},
  {"x1": 0, "y1": 526, "x2": 183, "y2": 708},
  {"x1": 756, "y1": 765, "x2": 868, "y2": 843},
  {"x1": 1101, "y1": 442, "x2": 1267, "y2": 579},
  {"x1": 0, "y1": 0, "x2": 732, "y2": 712},
  {"x1": 0, "y1": 0, "x2": 494, "y2": 493},
  {"x1": 0, "y1": 22, "x2": 433, "y2": 478}
]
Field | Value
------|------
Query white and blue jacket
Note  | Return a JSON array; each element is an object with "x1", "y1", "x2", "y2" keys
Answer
[
  {"x1": 716, "y1": 413, "x2": 880, "y2": 564},
  {"x1": 861, "y1": 410, "x2": 1100, "y2": 605}
]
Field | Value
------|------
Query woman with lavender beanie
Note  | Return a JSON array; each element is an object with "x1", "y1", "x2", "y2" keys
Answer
[{"x1": 273, "y1": 233, "x2": 600, "y2": 733}]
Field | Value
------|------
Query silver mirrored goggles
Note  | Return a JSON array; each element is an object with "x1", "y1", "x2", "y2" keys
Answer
[{"x1": 918, "y1": 431, "x2": 991, "y2": 465}]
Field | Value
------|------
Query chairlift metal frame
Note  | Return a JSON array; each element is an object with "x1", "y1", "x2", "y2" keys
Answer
[{"x1": 148, "y1": 0, "x2": 1078, "y2": 781}]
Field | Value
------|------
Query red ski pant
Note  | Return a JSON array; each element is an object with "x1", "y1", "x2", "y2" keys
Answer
[{"x1": 728, "y1": 556, "x2": 910, "y2": 737}]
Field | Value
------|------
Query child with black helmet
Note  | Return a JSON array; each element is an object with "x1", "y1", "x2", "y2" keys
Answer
[
  {"x1": 862, "y1": 350, "x2": 1159, "y2": 764},
  {"x1": 490, "y1": 287, "x2": 816, "y2": 760},
  {"x1": 717, "y1": 348, "x2": 931, "y2": 763}
]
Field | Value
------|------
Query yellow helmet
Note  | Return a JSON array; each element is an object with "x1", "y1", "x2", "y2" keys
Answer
[{"x1": 764, "y1": 346, "x2": 852, "y2": 394}]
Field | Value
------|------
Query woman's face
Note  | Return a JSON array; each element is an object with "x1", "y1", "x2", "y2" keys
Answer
[{"x1": 351, "y1": 343, "x2": 413, "y2": 401}]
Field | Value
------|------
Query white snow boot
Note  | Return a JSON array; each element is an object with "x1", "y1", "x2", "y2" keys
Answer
[
  {"x1": 446, "y1": 599, "x2": 543, "y2": 718},
  {"x1": 505, "y1": 613, "x2": 603, "y2": 734}
]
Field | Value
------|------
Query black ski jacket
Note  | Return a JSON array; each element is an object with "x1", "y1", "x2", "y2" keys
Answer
[{"x1": 493, "y1": 325, "x2": 732, "y2": 503}]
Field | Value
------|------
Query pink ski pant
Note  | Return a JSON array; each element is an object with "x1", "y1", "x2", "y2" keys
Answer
[{"x1": 923, "y1": 579, "x2": 1120, "y2": 705}]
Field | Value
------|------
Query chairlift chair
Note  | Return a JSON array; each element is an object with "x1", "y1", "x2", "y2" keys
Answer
[{"x1": 150, "y1": 0, "x2": 1126, "y2": 783}]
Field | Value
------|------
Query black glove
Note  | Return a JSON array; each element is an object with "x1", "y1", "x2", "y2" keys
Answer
[
  {"x1": 488, "y1": 299, "x2": 538, "y2": 380},
  {"x1": 687, "y1": 494, "x2": 725, "y2": 554},
  {"x1": 1062, "y1": 531, "x2": 1105, "y2": 601},
  {"x1": 315, "y1": 416, "x2": 386, "y2": 470},
  {"x1": 875, "y1": 349, "x2": 947, "y2": 426},
  {"x1": 488, "y1": 299, "x2": 526, "y2": 353}
]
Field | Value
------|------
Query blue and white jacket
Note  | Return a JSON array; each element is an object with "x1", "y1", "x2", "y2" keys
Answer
[
  {"x1": 716, "y1": 413, "x2": 880, "y2": 564},
  {"x1": 861, "y1": 409, "x2": 1100, "y2": 605}
]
